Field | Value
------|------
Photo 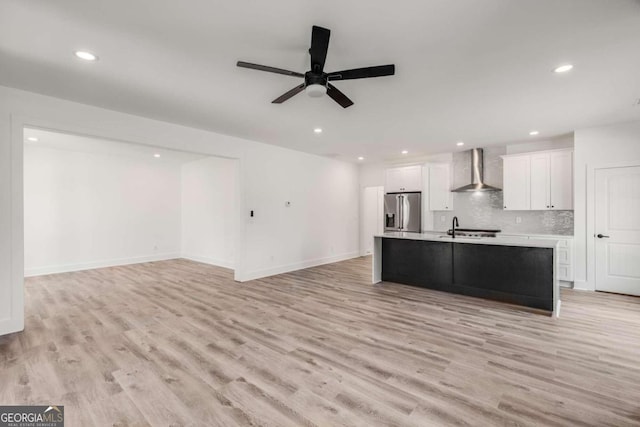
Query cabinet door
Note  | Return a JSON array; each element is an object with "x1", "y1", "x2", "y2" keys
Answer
[
  {"x1": 385, "y1": 166, "x2": 423, "y2": 192},
  {"x1": 401, "y1": 165, "x2": 423, "y2": 192},
  {"x1": 503, "y1": 156, "x2": 530, "y2": 210},
  {"x1": 550, "y1": 151, "x2": 573, "y2": 210},
  {"x1": 530, "y1": 153, "x2": 550, "y2": 210},
  {"x1": 385, "y1": 168, "x2": 404, "y2": 193},
  {"x1": 429, "y1": 165, "x2": 452, "y2": 211}
]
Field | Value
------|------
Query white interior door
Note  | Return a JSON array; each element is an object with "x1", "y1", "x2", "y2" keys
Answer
[
  {"x1": 595, "y1": 166, "x2": 640, "y2": 296},
  {"x1": 361, "y1": 186, "x2": 384, "y2": 256}
]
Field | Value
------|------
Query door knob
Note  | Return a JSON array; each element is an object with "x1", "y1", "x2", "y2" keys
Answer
[{"x1": 597, "y1": 234, "x2": 610, "y2": 238}]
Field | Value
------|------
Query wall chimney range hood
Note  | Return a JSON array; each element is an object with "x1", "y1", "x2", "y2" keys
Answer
[{"x1": 452, "y1": 148, "x2": 502, "y2": 192}]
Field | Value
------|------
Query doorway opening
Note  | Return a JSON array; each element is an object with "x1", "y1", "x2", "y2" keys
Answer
[{"x1": 23, "y1": 127, "x2": 239, "y2": 277}]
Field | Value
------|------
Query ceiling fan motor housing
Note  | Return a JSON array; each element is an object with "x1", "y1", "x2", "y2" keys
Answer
[{"x1": 305, "y1": 71, "x2": 327, "y2": 86}]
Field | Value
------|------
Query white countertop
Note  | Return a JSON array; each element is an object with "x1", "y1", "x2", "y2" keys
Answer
[
  {"x1": 376, "y1": 232, "x2": 559, "y2": 249},
  {"x1": 421, "y1": 230, "x2": 573, "y2": 239}
]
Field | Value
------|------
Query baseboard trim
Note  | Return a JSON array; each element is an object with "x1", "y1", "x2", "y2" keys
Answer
[
  {"x1": 25, "y1": 251, "x2": 358, "y2": 282},
  {"x1": 181, "y1": 254, "x2": 234, "y2": 270},
  {"x1": 238, "y1": 251, "x2": 360, "y2": 282},
  {"x1": 24, "y1": 253, "x2": 181, "y2": 277},
  {"x1": 0, "y1": 317, "x2": 24, "y2": 336},
  {"x1": 572, "y1": 280, "x2": 594, "y2": 291}
]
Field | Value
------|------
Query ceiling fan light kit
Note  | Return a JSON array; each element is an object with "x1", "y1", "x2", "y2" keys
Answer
[
  {"x1": 305, "y1": 83, "x2": 327, "y2": 98},
  {"x1": 237, "y1": 25, "x2": 395, "y2": 108}
]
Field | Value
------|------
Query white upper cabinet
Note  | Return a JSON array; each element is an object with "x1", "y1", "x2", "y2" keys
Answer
[
  {"x1": 502, "y1": 155, "x2": 531, "y2": 210},
  {"x1": 549, "y1": 150, "x2": 573, "y2": 210},
  {"x1": 502, "y1": 149, "x2": 573, "y2": 211},
  {"x1": 385, "y1": 165, "x2": 422, "y2": 193},
  {"x1": 428, "y1": 163, "x2": 453, "y2": 211},
  {"x1": 530, "y1": 153, "x2": 550, "y2": 210}
]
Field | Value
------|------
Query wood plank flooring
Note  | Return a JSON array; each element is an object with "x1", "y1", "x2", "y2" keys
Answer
[{"x1": 1, "y1": 257, "x2": 640, "y2": 426}]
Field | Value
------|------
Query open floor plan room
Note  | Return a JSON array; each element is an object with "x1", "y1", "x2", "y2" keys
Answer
[
  {"x1": 2, "y1": 0, "x2": 640, "y2": 425},
  {"x1": 2, "y1": 258, "x2": 640, "y2": 426}
]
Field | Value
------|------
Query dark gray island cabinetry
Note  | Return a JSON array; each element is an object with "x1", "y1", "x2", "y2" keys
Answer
[{"x1": 373, "y1": 232, "x2": 560, "y2": 315}]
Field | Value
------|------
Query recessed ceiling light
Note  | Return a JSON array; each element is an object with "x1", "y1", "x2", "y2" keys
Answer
[
  {"x1": 456, "y1": 142, "x2": 464, "y2": 146},
  {"x1": 313, "y1": 128, "x2": 323, "y2": 134},
  {"x1": 357, "y1": 156, "x2": 364, "y2": 161},
  {"x1": 26, "y1": 137, "x2": 38, "y2": 142},
  {"x1": 153, "y1": 153, "x2": 161, "y2": 158},
  {"x1": 401, "y1": 150, "x2": 408, "y2": 154},
  {"x1": 75, "y1": 50, "x2": 98, "y2": 61},
  {"x1": 529, "y1": 130, "x2": 540, "y2": 136},
  {"x1": 554, "y1": 64, "x2": 573, "y2": 73}
]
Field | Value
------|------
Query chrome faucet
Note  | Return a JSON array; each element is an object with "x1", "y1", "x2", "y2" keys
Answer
[{"x1": 452, "y1": 216, "x2": 459, "y2": 239}]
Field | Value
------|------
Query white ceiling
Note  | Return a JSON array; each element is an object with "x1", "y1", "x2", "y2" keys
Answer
[
  {"x1": 3, "y1": 0, "x2": 640, "y2": 162},
  {"x1": 24, "y1": 128, "x2": 209, "y2": 164}
]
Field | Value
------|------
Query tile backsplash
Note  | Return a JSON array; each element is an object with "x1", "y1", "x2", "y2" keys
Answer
[{"x1": 431, "y1": 146, "x2": 574, "y2": 235}]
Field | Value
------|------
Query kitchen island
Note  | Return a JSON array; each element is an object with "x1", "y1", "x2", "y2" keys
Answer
[{"x1": 372, "y1": 232, "x2": 560, "y2": 316}]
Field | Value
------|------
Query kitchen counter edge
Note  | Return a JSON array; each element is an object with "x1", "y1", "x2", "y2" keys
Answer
[{"x1": 376, "y1": 232, "x2": 559, "y2": 249}]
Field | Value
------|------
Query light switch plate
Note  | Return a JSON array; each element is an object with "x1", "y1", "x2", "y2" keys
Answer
[{"x1": 516, "y1": 216, "x2": 522, "y2": 224}]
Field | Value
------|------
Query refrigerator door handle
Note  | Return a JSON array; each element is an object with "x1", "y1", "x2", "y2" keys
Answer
[{"x1": 398, "y1": 195, "x2": 403, "y2": 230}]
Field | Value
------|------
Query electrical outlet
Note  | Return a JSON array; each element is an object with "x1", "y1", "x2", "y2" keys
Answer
[{"x1": 516, "y1": 216, "x2": 522, "y2": 224}]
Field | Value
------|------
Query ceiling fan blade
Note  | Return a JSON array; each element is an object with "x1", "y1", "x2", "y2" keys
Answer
[
  {"x1": 272, "y1": 83, "x2": 306, "y2": 104},
  {"x1": 237, "y1": 61, "x2": 304, "y2": 78},
  {"x1": 309, "y1": 26, "x2": 330, "y2": 74},
  {"x1": 328, "y1": 64, "x2": 395, "y2": 81},
  {"x1": 327, "y1": 83, "x2": 354, "y2": 108}
]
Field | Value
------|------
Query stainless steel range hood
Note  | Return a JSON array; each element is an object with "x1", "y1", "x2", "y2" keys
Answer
[{"x1": 452, "y1": 148, "x2": 502, "y2": 192}]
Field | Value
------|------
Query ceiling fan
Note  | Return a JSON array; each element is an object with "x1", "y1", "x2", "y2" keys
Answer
[{"x1": 237, "y1": 25, "x2": 395, "y2": 108}]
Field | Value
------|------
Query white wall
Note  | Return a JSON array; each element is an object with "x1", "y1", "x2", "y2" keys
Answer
[
  {"x1": 181, "y1": 157, "x2": 238, "y2": 269},
  {"x1": 574, "y1": 120, "x2": 640, "y2": 290},
  {"x1": 241, "y1": 142, "x2": 359, "y2": 279},
  {"x1": 0, "y1": 85, "x2": 360, "y2": 336},
  {"x1": 24, "y1": 144, "x2": 182, "y2": 276},
  {"x1": 361, "y1": 186, "x2": 384, "y2": 256}
]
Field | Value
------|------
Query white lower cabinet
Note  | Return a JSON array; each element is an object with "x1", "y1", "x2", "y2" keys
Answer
[{"x1": 554, "y1": 239, "x2": 574, "y2": 282}]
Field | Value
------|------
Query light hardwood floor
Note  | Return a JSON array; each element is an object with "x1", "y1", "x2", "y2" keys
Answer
[{"x1": 1, "y1": 257, "x2": 640, "y2": 426}]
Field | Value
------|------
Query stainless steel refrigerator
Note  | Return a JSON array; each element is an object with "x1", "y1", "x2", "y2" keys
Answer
[{"x1": 384, "y1": 192, "x2": 421, "y2": 232}]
